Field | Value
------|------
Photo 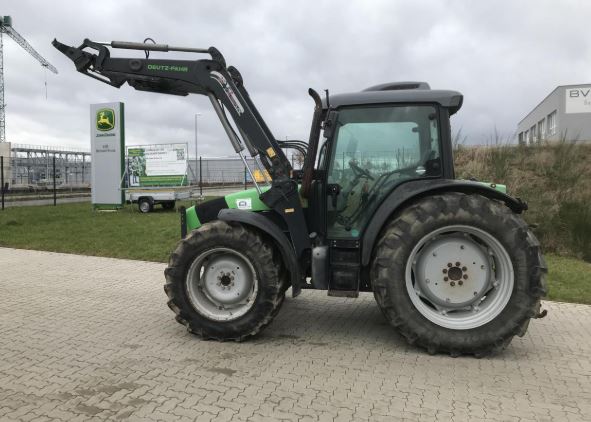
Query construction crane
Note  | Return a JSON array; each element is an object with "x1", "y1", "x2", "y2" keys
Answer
[{"x1": 0, "y1": 15, "x2": 58, "y2": 142}]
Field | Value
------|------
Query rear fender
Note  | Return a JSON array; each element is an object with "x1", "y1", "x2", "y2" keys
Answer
[{"x1": 361, "y1": 179, "x2": 527, "y2": 267}]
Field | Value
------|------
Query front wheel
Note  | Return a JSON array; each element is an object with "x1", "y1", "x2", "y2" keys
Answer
[
  {"x1": 371, "y1": 192, "x2": 547, "y2": 356},
  {"x1": 164, "y1": 220, "x2": 285, "y2": 340}
]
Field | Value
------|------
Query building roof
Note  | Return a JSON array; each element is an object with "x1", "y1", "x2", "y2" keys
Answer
[{"x1": 518, "y1": 83, "x2": 591, "y2": 126}]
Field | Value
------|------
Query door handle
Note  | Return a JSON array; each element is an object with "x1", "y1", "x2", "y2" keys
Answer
[{"x1": 328, "y1": 183, "x2": 341, "y2": 207}]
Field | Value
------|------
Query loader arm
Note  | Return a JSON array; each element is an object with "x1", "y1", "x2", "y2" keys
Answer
[
  {"x1": 53, "y1": 38, "x2": 311, "y2": 287},
  {"x1": 52, "y1": 38, "x2": 290, "y2": 175}
]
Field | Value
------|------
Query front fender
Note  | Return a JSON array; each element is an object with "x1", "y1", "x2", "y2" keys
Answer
[
  {"x1": 361, "y1": 179, "x2": 527, "y2": 267},
  {"x1": 218, "y1": 209, "x2": 302, "y2": 297}
]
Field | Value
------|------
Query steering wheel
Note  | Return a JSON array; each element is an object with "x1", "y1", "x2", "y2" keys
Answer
[{"x1": 349, "y1": 160, "x2": 374, "y2": 180}]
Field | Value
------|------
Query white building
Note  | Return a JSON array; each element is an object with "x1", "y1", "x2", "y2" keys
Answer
[{"x1": 517, "y1": 84, "x2": 591, "y2": 144}]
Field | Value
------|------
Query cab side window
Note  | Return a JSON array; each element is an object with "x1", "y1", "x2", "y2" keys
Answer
[{"x1": 326, "y1": 105, "x2": 441, "y2": 238}]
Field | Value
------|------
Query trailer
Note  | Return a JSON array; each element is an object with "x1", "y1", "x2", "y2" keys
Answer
[{"x1": 125, "y1": 187, "x2": 192, "y2": 213}]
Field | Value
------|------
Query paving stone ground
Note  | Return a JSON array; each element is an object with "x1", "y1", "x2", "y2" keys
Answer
[{"x1": 0, "y1": 247, "x2": 590, "y2": 422}]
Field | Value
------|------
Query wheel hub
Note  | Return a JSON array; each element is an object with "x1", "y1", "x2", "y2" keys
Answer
[
  {"x1": 446, "y1": 265, "x2": 463, "y2": 281},
  {"x1": 219, "y1": 273, "x2": 233, "y2": 287},
  {"x1": 202, "y1": 255, "x2": 252, "y2": 305},
  {"x1": 414, "y1": 235, "x2": 490, "y2": 308},
  {"x1": 186, "y1": 248, "x2": 258, "y2": 321}
]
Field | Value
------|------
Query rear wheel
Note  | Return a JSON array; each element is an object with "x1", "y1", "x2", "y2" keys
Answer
[
  {"x1": 164, "y1": 220, "x2": 284, "y2": 340},
  {"x1": 371, "y1": 192, "x2": 547, "y2": 356}
]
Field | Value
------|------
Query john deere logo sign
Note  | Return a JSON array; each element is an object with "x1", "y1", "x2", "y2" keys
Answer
[{"x1": 96, "y1": 108, "x2": 115, "y2": 131}]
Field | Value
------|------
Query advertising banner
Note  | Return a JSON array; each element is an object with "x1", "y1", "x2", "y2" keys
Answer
[
  {"x1": 127, "y1": 143, "x2": 188, "y2": 187},
  {"x1": 90, "y1": 102, "x2": 124, "y2": 208}
]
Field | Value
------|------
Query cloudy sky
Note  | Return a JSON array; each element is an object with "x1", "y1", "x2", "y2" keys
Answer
[{"x1": 2, "y1": 0, "x2": 590, "y2": 157}]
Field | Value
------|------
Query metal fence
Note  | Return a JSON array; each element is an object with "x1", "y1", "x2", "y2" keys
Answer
[
  {"x1": 9, "y1": 143, "x2": 91, "y2": 187},
  {"x1": 188, "y1": 155, "x2": 302, "y2": 185},
  {"x1": 0, "y1": 146, "x2": 307, "y2": 208},
  {"x1": 4, "y1": 141, "x2": 305, "y2": 189}
]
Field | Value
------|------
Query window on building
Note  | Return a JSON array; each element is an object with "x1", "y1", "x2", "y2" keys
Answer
[
  {"x1": 524, "y1": 130, "x2": 529, "y2": 144},
  {"x1": 537, "y1": 119, "x2": 545, "y2": 141},
  {"x1": 531, "y1": 125, "x2": 537, "y2": 144},
  {"x1": 518, "y1": 132, "x2": 524, "y2": 145},
  {"x1": 547, "y1": 111, "x2": 557, "y2": 135}
]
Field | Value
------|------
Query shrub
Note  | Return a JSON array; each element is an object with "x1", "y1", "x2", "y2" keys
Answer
[{"x1": 455, "y1": 140, "x2": 591, "y2": 262}]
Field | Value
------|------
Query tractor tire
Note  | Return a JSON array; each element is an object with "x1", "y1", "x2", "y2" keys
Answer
[
  {"x1": 164, "y1": 220, "x2": 285, "y2": 341},
  {"x1": 271, "y1": 272, "x2": 291, "y2": 318},
  {"x1": 371, "y1": 192, "x2": 547, "y2": 357}
]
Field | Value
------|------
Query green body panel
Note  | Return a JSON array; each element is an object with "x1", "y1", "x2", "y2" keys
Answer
[
  {"x1": 478, "y1": 182, "x2": 507, "y2": 194},
  {"x1": 186, "y1": 206, "x2": 200, "y2": 230},
  {"x1": 225, "y1": 186, "x2": 309, "y2": 209},
  {"x1": 184, "y1": 185, "x2": 309, "y2": 231},
  {"x1": 185, "y1": 188, "x2": 270, "y2": 231},
  {"x1": 225, "y1": 187, "x2": 271, "y2": 211}
]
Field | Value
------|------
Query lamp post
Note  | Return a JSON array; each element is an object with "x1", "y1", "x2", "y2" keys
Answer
[{"x1": 194, "y1": 112, "x2": 202, "y2": 185}]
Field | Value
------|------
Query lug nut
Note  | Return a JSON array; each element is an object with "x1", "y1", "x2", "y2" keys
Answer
[
  {"x1": 462, "y1": 266, "x2": 467, "y2": 271},
  {"x1": 442, "y1": 269, "x2": 447, "y2": 274},
  {"x1": 463, "y1": 274, "x2": 468, "y2": 280},
  {"x1": 450, "y1": 281, "x2": 456, "y2": 286},
  {"x1": 458, "y1": 280, "x2": 463, "y2": 286},
  {"x1": 455, "y1": 262, "x2": 461, "y2": 266},
  {"x1": 444, "y1": 277, "x2": 449, "y2": 281},
  {"x1": 447, "y1": 263, "x2": 453, "y2": 267}
]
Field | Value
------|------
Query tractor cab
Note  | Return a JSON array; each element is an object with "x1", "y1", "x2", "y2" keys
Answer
[
  {"x1": 313, "y1": 83, "x2": 462, "y2": 238},
  {"x1": 303, "y1": 83, "x2": 464, "y2": 295}
]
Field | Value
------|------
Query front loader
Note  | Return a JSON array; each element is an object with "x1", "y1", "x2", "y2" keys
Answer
[{"x1": 54, "y1": 38, "x2": 547, "y2": 356}]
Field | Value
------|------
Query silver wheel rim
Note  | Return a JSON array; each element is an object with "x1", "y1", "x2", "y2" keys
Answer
[
  {"x1": 186, "y1": 247, "x2": 258, "y2": 321},
  {"x1": 405, "y1": 225, "x2": 514, "y2": 330},
  {"x1": 139, "y1": 201, "x2": 150, "y2": 212}
]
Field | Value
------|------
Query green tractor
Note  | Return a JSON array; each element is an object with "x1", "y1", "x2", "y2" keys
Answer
[{"x1": 55, "y1": 39, "x2": 547, "y2": 356}]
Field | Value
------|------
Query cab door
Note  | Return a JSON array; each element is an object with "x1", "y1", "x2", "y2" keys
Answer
[{"x1": 323, "y1": 104, "x2": 443, "y2": 294}]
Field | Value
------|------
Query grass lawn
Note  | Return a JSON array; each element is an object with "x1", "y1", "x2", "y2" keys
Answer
[
  {"x1": 545, "y1": 255, "x2": 591, "y2": 304},
  {"x1": 0, "y1": 201, "x2": 201, "y2": 263},
  {"x1": 1, "y1": 202, "x2": 590, "y2": 304}
]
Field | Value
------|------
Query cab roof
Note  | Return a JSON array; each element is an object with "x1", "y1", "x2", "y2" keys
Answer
[{"x1": 322, "y1": 81, "x2": 464, "y2": 115}]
